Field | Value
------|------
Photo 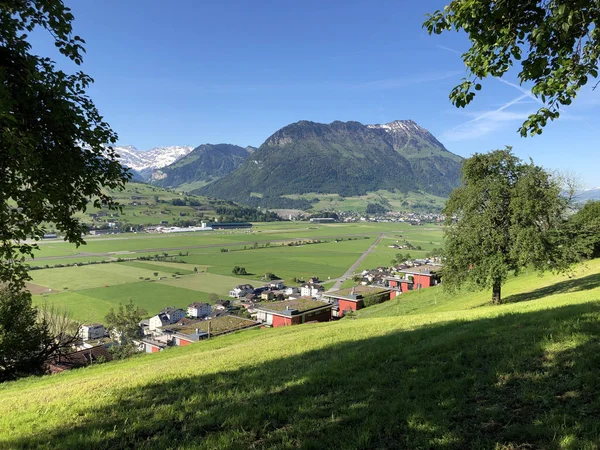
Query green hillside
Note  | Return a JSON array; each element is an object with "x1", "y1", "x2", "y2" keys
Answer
[
  {"x1": 2, "y1": 260, "x2": 600, "y2": 449},
  {"x1": 69, "y1": 182, "x2": 273, "y2": 228}
]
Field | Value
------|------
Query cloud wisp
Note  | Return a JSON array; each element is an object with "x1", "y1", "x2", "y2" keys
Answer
[
  {"x1": 436, "y1": 45, "x2": 463, "y2": 56},
  {"x1": 349, "y1": 70, "x2": 463, "y2": 90},
  {"x1": 442, "y1": 93, "x2": 533, "y2": 142}
]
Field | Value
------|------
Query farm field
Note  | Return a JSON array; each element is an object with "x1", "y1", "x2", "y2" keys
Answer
[
  {"x1": 30, "y1": 223, "x2": 441, "y2": 323},
  {"x1": 5, "y1": 259, "x2": 600, "y2": 449},
  {"x1": 30, "y1": 260, "x2": 263, "y2": 322},
  {"x1": 29, "y1": 222, "x2": 433, "y2": 260},
  {"x1": 33, "y1": 283, "x2": 208, "y2": 324}
]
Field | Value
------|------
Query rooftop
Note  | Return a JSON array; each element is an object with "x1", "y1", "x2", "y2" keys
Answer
[
  {"x1": 188, "y1": 302, "x2": 210, "y2": 308},
  {"x1": 256, "y1": 298, "x2": 330, "y2": 314},
  {"x1": 326, "y1": 285, "x2": 390, "y2": 299},
  {"x1": 164, "y1": 315, "x2": 258, "y2": 336},
  {"x1": 399, "y1": 264, "x2": 442, "y2": 275}
]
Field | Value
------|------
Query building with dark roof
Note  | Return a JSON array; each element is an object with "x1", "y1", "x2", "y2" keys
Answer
[
  {"x1": 323, "y1": 285, "x2": 393, "y2": 318},
  {"x1": 254, "y1": 298, "x2": 331, "y2": 327},
  {"x1": 47, "y1": 345, "x2": 112, "y2": 373}
]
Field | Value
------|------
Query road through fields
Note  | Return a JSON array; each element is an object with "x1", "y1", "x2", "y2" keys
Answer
[{"x1": 328, "y1": 233, "x2": 385, "y2": 291}]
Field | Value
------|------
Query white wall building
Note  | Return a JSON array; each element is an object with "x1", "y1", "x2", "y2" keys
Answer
[
  {"x1": 187, "y1": 302, "x2": 212, "y2": 318},
  {"x1": 148, "y1": 307, "x2": 186, "y2": 331},
  {"x1": 229, "y1": 284, "x2": 254, "y2": 298},
  {"x1": 300, "y1": 283, "x2": 324, "y2": 298},
  {"x1": 80, "y1": 323, "x2": 106, "y2": 341}
]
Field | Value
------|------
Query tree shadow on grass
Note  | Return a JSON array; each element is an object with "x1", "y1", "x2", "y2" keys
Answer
[
  {"x1": 503, "y1": 272, "x2": 600, "y2": 304},
  {"x1": 5, "y1": 303, "x2": 600, "y2": 449}
]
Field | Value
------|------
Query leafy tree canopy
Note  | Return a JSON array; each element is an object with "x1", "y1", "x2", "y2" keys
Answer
[
  {"x1": 443, "y1": 148, "x2": 571, "y2": 304},
  {"x1": 0, "y1": 287, "x2": 46, "y2": 381},
  {"x1": 424, "y1": 1, "x2": 600, "y2": 137},
  {"x1": 104, "y1": 300, "x2": 144, "y2": 345},
  {"x1": 1, "y1": 0, "x2": 129, "y2": 289},
  {"x1": 567, "y1": 200, "x2": 600, "y2": 259}
]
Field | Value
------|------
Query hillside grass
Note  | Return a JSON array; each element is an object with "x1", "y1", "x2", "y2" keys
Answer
[
  {"x1": 357, "y1": 259, "x2": 600, "y2": 318},
  {"x1": 4, "y1": 259, "x2": 600, "y2": 449},
  {"x1": 71, "y1": 182, "x2": 218, "y2": 226},
  {"x1": 282, "y1": 190, "x2": 447, "y2": 213}
]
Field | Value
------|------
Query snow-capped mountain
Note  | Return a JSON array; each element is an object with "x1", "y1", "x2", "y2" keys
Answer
[
  {"x1": 574, "y1": 187, "x2": 600, "y2": 203},
  {"x1": 114, "y1": 145, "x2": 194, "y2": 177}
]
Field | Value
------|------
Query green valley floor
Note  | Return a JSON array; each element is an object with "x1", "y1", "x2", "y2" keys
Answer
[{"x1": 1, "y1": 260, "x2": 600, "y2": 449}]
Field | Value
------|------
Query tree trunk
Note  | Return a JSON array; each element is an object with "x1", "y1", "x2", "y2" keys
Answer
[{"x1": 491, "y1": 280, "x2": 501, "y2": 305}]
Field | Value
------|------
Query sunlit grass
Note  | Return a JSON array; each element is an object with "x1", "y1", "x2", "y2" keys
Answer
[{"x1": 4, "y1": 259, "x2": 600, "y2": 449}]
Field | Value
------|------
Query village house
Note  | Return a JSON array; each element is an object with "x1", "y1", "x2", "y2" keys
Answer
[
  {"x1": 47, "y1": 345, "x2": 112, "y2": 373},
  {"x1": 300, "y1": 283, "x2": 325, "y2": 298},
  {"x1": 148, "y1": 307, "x2": 186, "y2": 331},
  {"x1": 213, "y1": 299, "x2": 232, "y2": 311},
  {"x1": 229, "y1": 284, "x2": 254, "y2": 298},
  {"x1": 323, "y1": 285, "x2": 394, "y2": 318},
  {"x1": 187, "y1": 302, "x2": 212, "y2": 319},
  {"x1": 284, "y1": 286, "x2": 299, "y2": 296},
  {"x1": 79, "y1": 323, "x2": 106, "y2": 341},
  {"x1": 168, "y1": 315, "x2": 259, "y2": 340},
  {"x1": 384, "y1": 264, "x2": 442, "y2": 292},
  {"x1": 148, "y1": 313, "x2": 171, "y2": 331},
  {"x1": 162, "y1": 321, "x2": 209, "y2": 346},
  {"x1": 261, "y1": 291, "x2": 275, "y2": 301},
  {"x1": 268, "y1": 280, "x2": 285, "y2": 289},
  {"x1": 140, "y1": 338, "x2": 168, "y2": 353},
  {"x1": 254, "y1": 298, "x2": 332, "y2": 327}
]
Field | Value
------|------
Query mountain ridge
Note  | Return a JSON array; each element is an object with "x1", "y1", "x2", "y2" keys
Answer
[
  {"x1": 114, "y1": 145, "x2": 194, "y2": 180},
  {"x1": 151, "y1": 144, "x2": 253, "y2": 190},
  {"x1": 198, "y1": 119, "x2": 462, "y2": 207}
]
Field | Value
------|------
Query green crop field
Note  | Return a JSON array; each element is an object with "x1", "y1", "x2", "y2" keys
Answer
[
  {"x1": 157, "y1": 272, "x2": 263, "y2": 294},
  {"x1": 4, "y1": 258, "x2": 600, "y2": 449},
  {"x1": 31, "y1": 262, "x2": 263, "y2": 322},
  {"x1": 181, "y1": 238, "x2": 375, "y2": 281},
  {"x1": 34, "y1": 283, "x2": 207, "y2": 324}
]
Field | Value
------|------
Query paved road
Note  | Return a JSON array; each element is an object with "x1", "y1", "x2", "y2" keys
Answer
[
  {"x1": 27, "y1": 232, "x2": 383, "y2": 262},
  {"x1": 328, "y1": 233, "x2": 385, "y2": 292}
]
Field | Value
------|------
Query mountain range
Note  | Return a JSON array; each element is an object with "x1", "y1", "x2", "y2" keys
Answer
[
  {"x1": 574, "y1": 187, "x2": 600, "y2": 203},
  {"x1": 151, "y1": 144, "x2": 256, "y2": 190},
  {"x1": 114, "y1": 119, "x2": 463, "y2": 209},
  {"x1": 114, "y1": 145, "x2": 194, "y2": 180}
]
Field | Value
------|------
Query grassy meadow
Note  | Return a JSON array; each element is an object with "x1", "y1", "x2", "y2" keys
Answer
[{"x1": 3, "y1": 258, "x2": 600, "y2": 448}]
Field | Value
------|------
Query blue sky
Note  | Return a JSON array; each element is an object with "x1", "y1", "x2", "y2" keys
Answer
[{"x1": 31, "y1": 0, "x2": 600, "y2": 187}]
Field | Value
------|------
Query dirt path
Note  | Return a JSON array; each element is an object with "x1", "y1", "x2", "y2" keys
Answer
[{"x1": 327, "y1": 233, "x2": 385, "y2": 292}]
